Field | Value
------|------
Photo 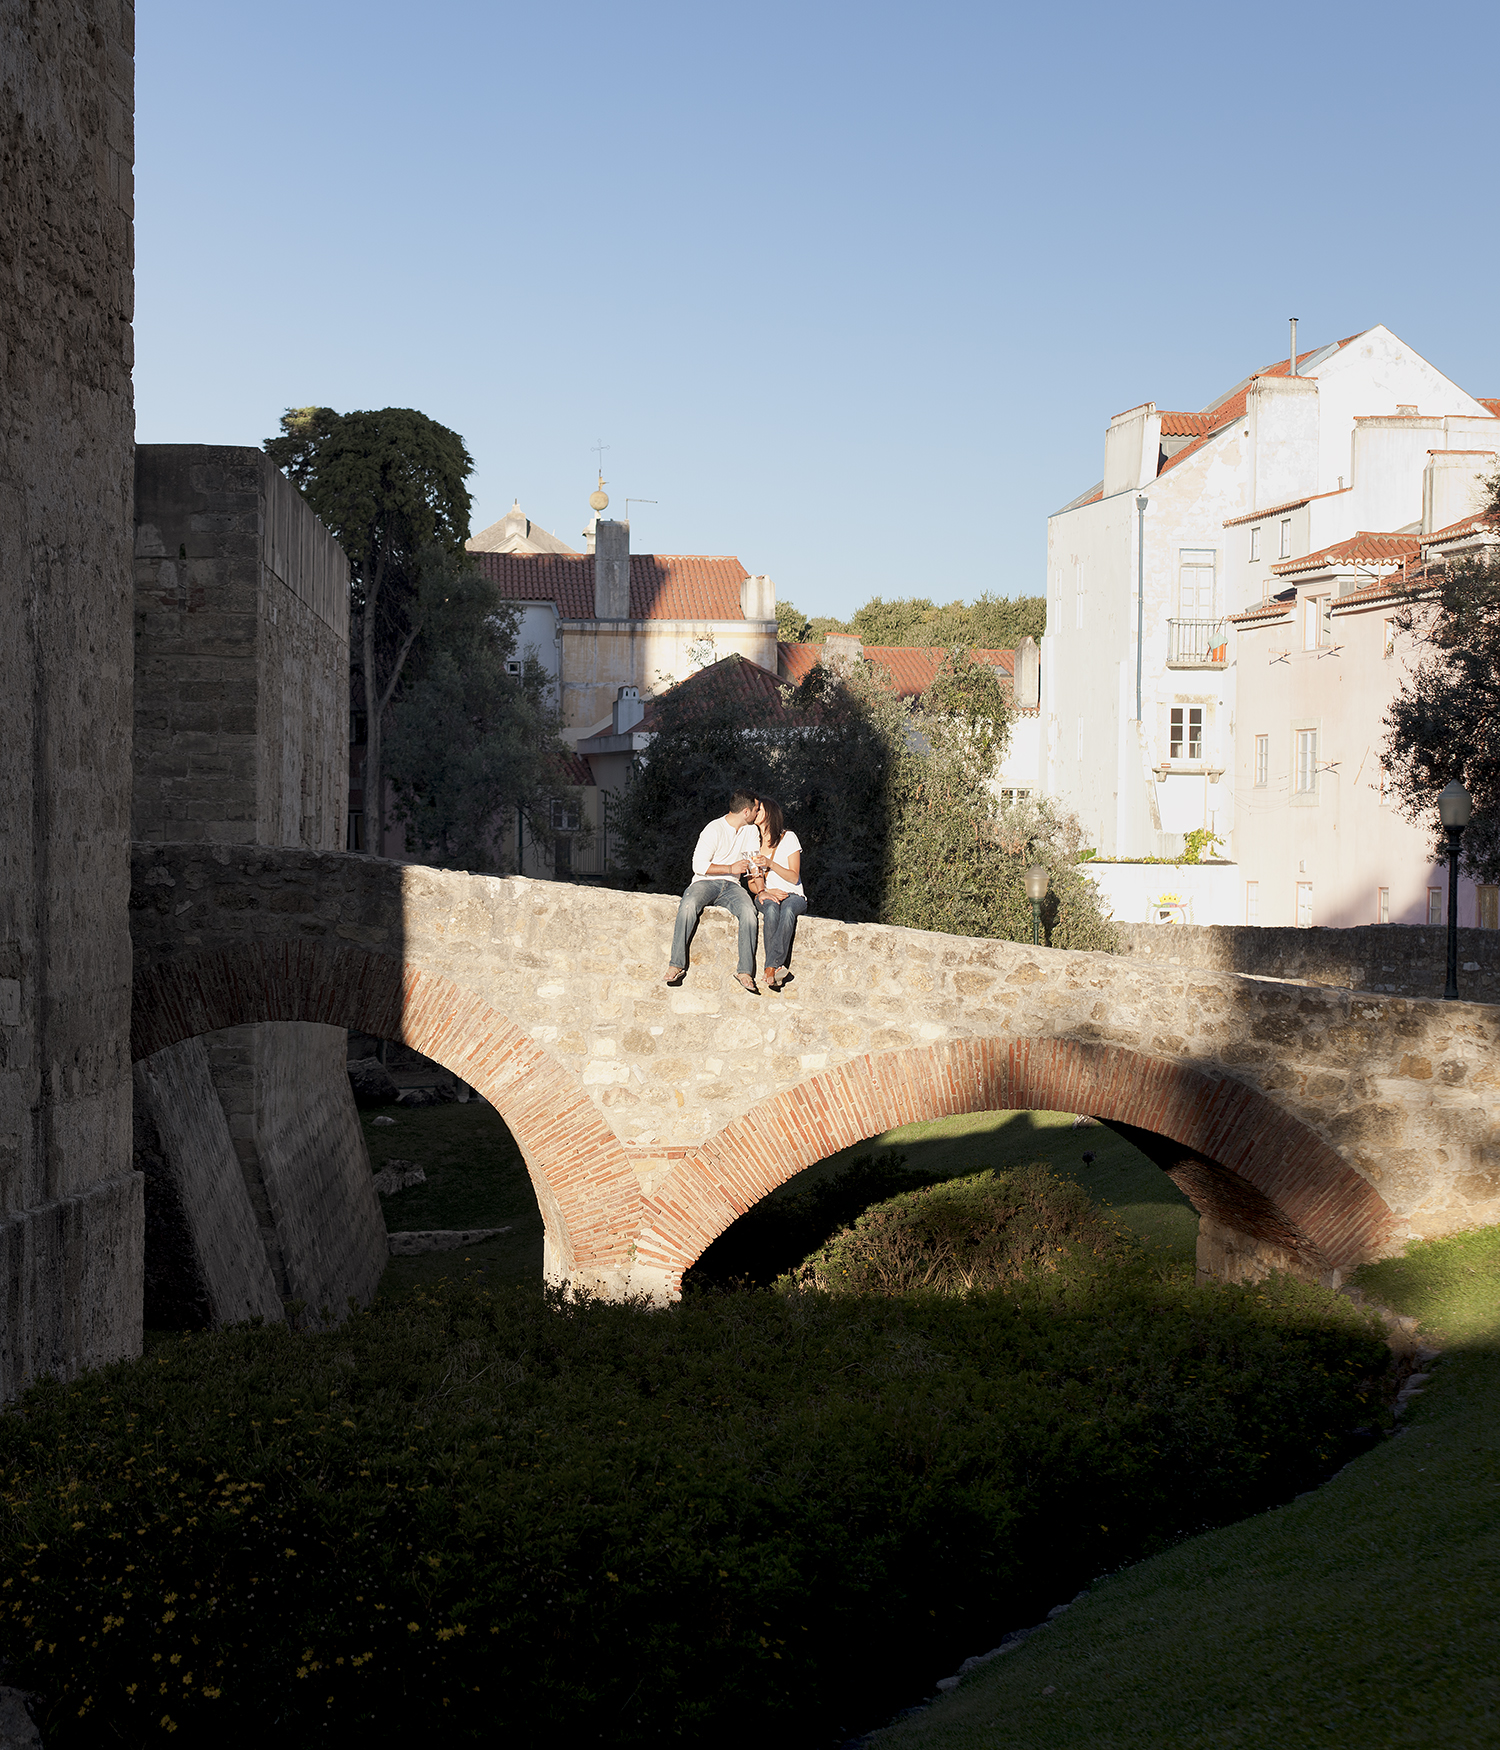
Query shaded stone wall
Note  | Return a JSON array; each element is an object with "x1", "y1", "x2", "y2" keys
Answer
[
  {"x1": 129, "y1": 848, "x2": 1500, "y2": 1298},
  {"x1": 1115, "y1": 921, "x2": 1500, "y2": 1004},
  {"x1": 131, "y1": 449, "x2": 380, "y2": 1325},
  {"x1": 0, "y1": 1, "x2": 142, "y2": 1396}
]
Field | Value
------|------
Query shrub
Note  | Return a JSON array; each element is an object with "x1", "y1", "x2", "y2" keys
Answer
[
  {"x1": 0, "y1": 1257, "x2": 1388, "y2": 1747},
  {"x1": 783, "y1": 1165, "x2": 1141, "y2": 1297}
]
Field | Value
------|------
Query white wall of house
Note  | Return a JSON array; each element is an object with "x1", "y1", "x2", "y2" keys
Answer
[
  {"x1": 1232, "y1": 583, "x2": 1482, "y2": 929},
  {"x1": 1041, "y1": 326, "x2": 1500, "y2": 869},
  {"x1": 511, "y1": 602, "x2": 562, "y2": 698}
]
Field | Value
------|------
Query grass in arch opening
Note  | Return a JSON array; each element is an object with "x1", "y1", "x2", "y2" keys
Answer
[{"x1": 685, "y1": 1107, "x2": 1199, "y2": 1293}]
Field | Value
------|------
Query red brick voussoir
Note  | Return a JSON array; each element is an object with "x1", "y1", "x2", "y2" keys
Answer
[
  {"x1": 129, "y1": 941, "x2": 641, "y2": 1281},
  {"x1": 635, "y1": 1037, "x2": 1398, "y2": 1291}
]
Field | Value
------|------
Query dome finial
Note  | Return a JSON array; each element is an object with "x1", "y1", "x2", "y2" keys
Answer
[{"x1": 589, "y1": 470, "x2": 609, "y2": 514}]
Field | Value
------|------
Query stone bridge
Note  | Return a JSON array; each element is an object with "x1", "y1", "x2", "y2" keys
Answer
[{"x1": 129, "y1": 843, "x2": 1500, "y2": 1299}]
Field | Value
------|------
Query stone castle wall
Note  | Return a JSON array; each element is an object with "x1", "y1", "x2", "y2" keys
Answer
[
  {"x1": 0, "y1": 1, "x2": 142, "y2": 1396},
  {"x1": 131, "y1": 448, "x2": 382, "y2": 1326},
  {"x1": 1114, "y1": 921, "x2": 1500, "y2": 1005}
]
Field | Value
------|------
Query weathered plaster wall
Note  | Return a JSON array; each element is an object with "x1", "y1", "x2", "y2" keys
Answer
[
  {"x1": 131, "y1": 448, "x2": 381, "y2": 1325},
  {"x1": 130, "y1": 847, "x2": 1500, "y2": 1299},
  {"x1": 560, "y1": 618, "x2": 779, "y2": 735},
  {"x1": 0, "y1": 0, "x2": 142, "y2": 1396}
]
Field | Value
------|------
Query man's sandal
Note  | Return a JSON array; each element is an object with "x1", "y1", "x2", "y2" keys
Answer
[
  {"x1": 665, "y1": 968, "x2": 686, "y2": 987},
  {"x1": 734, "y1": 973, "x2": 759, "y2": 996}
]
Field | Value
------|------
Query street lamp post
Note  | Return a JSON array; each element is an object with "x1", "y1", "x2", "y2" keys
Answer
[
  {"x1": 1439, "y1": 780, "x2": 1472, "y2": 1000},
  {"x1": 1025, "y1": 864, "x2": 1050, "y2": 947}
]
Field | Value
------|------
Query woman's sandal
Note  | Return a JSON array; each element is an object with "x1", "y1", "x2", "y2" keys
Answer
[{"x1": 665, "y1": 968, "x2": 686, "y2": 987}]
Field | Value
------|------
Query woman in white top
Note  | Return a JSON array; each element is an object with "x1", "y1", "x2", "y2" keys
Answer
[{"x1": 751, "y1": 797, "x2": 805, "y2": 993}]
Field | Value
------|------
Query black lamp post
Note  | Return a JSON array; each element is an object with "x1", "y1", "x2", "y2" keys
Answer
[
  {"x1": 1438, "y1": 779, "x2": 1472, "y2": 1000},
  {"x1": 1025, "y1": 864, "x2": 1050, "y2": 947}
]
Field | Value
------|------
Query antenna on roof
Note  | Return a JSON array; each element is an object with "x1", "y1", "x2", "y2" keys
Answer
[
  {"x1": 1289, "y1": 317, "x2": 1298, "y2": 378},
  {"x1": 625, "y1": 499, "x2": 656, "y2": 521}
]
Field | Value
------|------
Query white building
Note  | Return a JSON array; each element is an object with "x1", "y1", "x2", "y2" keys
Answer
[{"x1": 1041, "y1": 326, "x2": 1499, "y2": 876}]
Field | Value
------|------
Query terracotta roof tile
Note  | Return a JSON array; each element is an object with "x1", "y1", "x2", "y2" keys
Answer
[
  {"x1": 476, "y1": 551, "x2": 751, "y2": 620},
  {"x1": 1158, "y1": 412, "x2": 1217, "y2": 436},
  {"x1": 636, "y1": 653, "x2": 804, "y2": 735},
  {"x1": 1228, "y1": 593, "x2": 1296, "y2": 625},
  {"x1": 1271, "y1": 532, "x2": 1423, "y2": 578},
  {"x1": 552, "y1": 751, "x2": 596, "y2": 787},
  {"x1": 1480, "y1": 399, "x2": 1500, "y2": 418}
]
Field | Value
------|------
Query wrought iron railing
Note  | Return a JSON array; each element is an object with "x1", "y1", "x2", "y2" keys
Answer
[{"x1": 1166, "y1": 618, "x2": 1228, "y2": 666}]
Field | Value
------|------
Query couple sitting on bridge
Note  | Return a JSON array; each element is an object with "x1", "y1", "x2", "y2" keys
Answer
[{"x1": 665, "y1": 791, "x2": 806, "y2": 996}]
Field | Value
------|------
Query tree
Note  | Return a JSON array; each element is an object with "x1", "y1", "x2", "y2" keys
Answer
[
  {"x1": 265, "y1": 406, "x2": 474, "y2": 846},
  {"x1": 1382, "y1": 476, "x2": 1500, "y2": 881},
  {"x1": 776, "y1": 599, "x2": 812, "y2": 643},
  {"x1": 615, "y1": 650, "x2": 1114, "y2": 948},
  {"x1": 819, "y1": 593, "x2": 1047, "y2": 649},
  {"x1": 382, "y1": 547, "x2": 570, "y2": 872}
]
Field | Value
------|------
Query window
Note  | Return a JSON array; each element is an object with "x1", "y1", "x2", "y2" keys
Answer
[
  {"x1": 1170, "y1": 706, "x2": 1203, "y2": 761},
  {"x1": 551, "y1": 799, "x2": 580, "y2": 832},
  {"x1": 1254, "y1": 734, "x2": 1269, "y2": 787},
  {"x1": 1249, "y1": 526, "x2": 1261, "y2": 562},
  {"x1": 1479, "y1": 886, "x2": 1499, "y2": 930},
  {"x1": 1379, "y1": 767, "x2": 1392, "y2": 807},
  {"x1": 350, "y1": 710, "x2": 368, "y2": 746},
  {"x1": 1178, "y1": 549, "x2": 1216, "y2": 619},
  {"x1": 1246, "y1": 881, "x2": 1259, "y2": 925},
  {"x1": 1075, "y1": 560, "x2": 1084, "y2": 630},
  {"x1": 346, "y1": 811, "x2": 365, "y2": 852},
  {"x1": 1279, "y1": 518, "x2": 1292, "y2": 559},
  {"x1": 1378, "y1": 887, "x2": 1390, "y2": 924},
  {"x1": 1382, "y1": 617, "x2": 1396, "y2": 657},
  {"x1": 1294, "y1": 728, "x2": 1318, "y2": 795},
  {"x1": 505, "y1": 659, "x2": 523, "y2": 677},
  {"x1": 1296, "y1": 882, "x2": 1313, "y2": 928},
  {"x1": 1427, "y1": 888, "x2": 1443, "y2": 927},
  {"x1": 999, "y1": 787, "x2": 1032, "y2": 806},
  {"x1": 1302, "y1": 595, "x2": 1332, "y2": 650}
]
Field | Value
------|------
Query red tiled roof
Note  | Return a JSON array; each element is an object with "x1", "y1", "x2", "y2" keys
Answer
[
  {"x1": 475, "y1": 551, "x2": 750, "y2": 620},
  {"x1": 552, "y1": 751, "x2": 595, "y2": 787},
  {"x1": 1228, "y1": 595, "x2": 1296, "y2": 625},
  {"x1": 1223, "y1": 485, "x2": 1357, "y2": 528},
  {"x1": 1271, "y1": 532, "x2": 1423, "y2": 577},
  {"x1": 1480, "y1": 399, "x2": 1500, "y2": 418},
  {"x1": 1158, "y1": 412, "x2": 1216, "y2": 437},
  {"x1": 636, "y1": 653, "x2": 804, "y2": 735},
  {"x1": 777, "y1": 642, "x2": 1015, "y2": 700},
  {"x1": 1425, "y1": 512, "x2": 1497, "y2": 544}
]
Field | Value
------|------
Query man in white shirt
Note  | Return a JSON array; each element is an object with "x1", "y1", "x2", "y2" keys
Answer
[{"x1": 666, "y1": 791, "x2": 762, "y2": 994}]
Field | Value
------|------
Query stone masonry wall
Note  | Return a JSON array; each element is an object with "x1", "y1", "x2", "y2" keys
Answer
[
  {"x1": 129, "y1": 848, "x2": 1500, "y2": 1298},
  {"x1": 131, "y1": 449, "x2": 380, "y2": 1325},
  {"x1": 1115, "y1": 921, "x2": 1500, "y2": 1004},
  {"x1": 0, "y1": 1, "x2": 142, "y2": 1396}
]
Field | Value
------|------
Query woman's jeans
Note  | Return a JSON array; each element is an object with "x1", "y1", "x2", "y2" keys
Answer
[
  {"x1": 670, "y1": 877, "x2": 759, "y2": 976},
  {"x1": 758, "y1": 892, "x2": 807, "y2": 969}
]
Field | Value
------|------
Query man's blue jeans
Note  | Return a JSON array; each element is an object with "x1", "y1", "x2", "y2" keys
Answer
[
  {"x1": 758, "y1": 892, "x2": 807, "y2": 970},
  {"x1": 669, "y1": 877, "x2": 759, "y2": 976}
]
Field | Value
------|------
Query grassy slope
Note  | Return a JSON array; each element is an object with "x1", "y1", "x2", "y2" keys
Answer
[
  {"x1": 873, "y1": 1225, "x2": 1500, "y2": 1749},
  {"x1": 364, "y1": 1104, "x2": 1200, "y2": 1299}
]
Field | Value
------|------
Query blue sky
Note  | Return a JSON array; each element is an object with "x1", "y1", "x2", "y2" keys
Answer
[{"x1": 134, "y1": 0, "x2": 1500, "y2": 623}]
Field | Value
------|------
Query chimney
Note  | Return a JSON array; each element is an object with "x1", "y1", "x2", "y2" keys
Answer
[
  {"x1": 821, "y1": 632, "x2": 863, "y2": 668},
  {"x1": 612, "y1": 684, "x2": 644, "y2": 734},
  {"x1": 1013, "y1": 635, "x2": 1040, "y2": 710},
  {"x1": 594, "y1": 519, "x2": 630, "y2": 620}
]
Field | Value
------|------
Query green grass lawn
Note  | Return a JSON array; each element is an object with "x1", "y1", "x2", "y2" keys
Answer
[
  {"x1": 364, "y1": 1103, "x2": 1199, "y2": 1300},
  {"x1": 772, "y1": 1108, "x2": 1199, "y2": 1264},
  {"x1": 359, "y1": 1099, "x2": 545, "y2": 1295},
  {"x1": 871, "y1": 1223, "x2": 1500, "y2": 1749}
]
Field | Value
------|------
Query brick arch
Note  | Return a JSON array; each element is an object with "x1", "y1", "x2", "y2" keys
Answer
[
  {"x1": 632, "y1": 1037, "x2": 1398, "y2": 1292},
  {"x1": 130, "y1": 941, "x2": 643, "y2": 1289}
]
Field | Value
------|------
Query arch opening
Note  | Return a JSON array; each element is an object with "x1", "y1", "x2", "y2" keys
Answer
[
  {"x1": 638, "y1": 1038, "x2": 1398, "y2": 1295},
  {"x1": 130, "y1": 941, "x2": 648, "y2": 1300}
]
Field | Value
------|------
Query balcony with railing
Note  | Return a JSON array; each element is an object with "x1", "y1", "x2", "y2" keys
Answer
[{"x1": 1166, "y1": 618, "x2": 1228, "y2": 667}]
